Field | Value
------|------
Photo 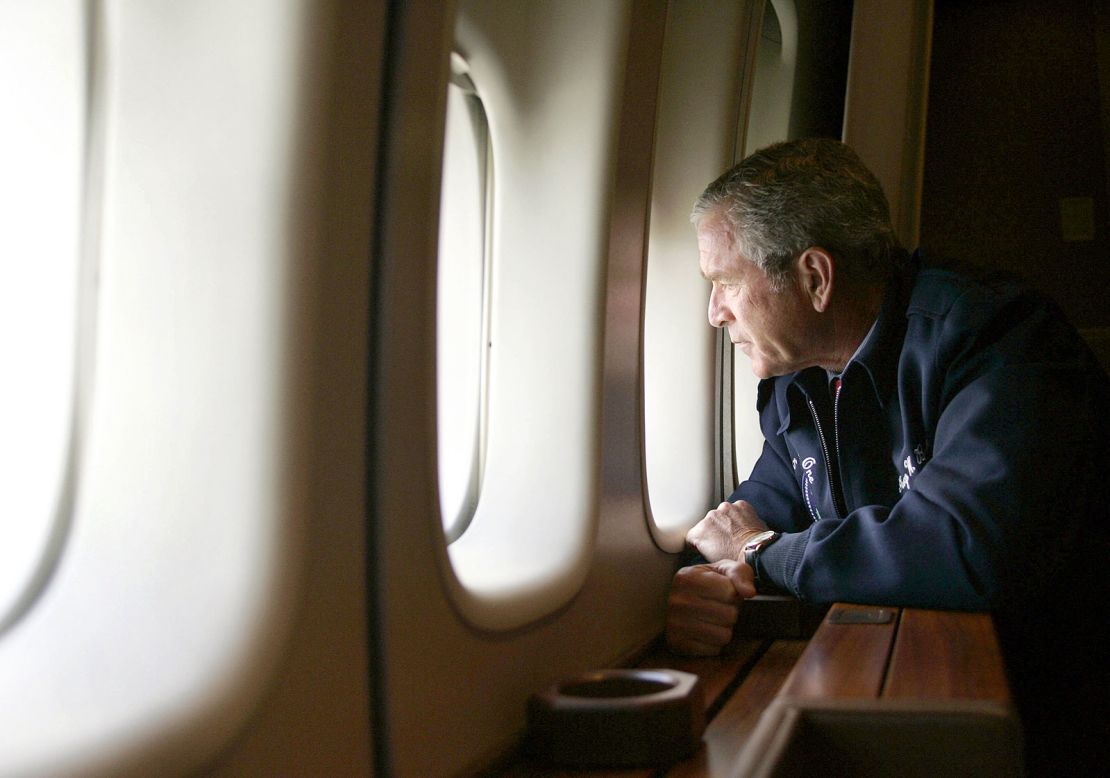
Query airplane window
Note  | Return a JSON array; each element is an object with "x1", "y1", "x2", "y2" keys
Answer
[
  {"x1": 643, "y1": 3, "x2": 756, "y2": 551},
  {"x1": 437, "y1": 53, "x2": 490, "y2": 543},
  {"x1": 0, "y1": 3, "x2": 86, "y2": 634},
  {"x1": 744, "y1": 0, "x2": 797, "y2": 156},
  {"x1": 434, "y1": 0, "x2": 625, "y2": 630}
]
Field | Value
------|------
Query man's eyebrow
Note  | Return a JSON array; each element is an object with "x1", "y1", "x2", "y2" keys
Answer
[
  {"x1": 700, "y1": 267, "x2": 735, "y2": 283},
  {"x1": 699, "y1": 263, "x2": 723, "y2": 281}
]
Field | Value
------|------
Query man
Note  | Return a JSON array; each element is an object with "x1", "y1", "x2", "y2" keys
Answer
[{"x1": 666, "y1": 138, "x2": 1108, "y2": 773}]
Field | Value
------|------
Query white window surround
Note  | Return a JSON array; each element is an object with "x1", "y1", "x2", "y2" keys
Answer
[
  {"x1": 642, "y1": 2, "x2": 764, "y2": 552},
  {"x1": 438, "y1": 1, "x2": 628, "y2": 630},
  {"x1": 437, "y1": 55, "x2": 490, "y2": 544}
]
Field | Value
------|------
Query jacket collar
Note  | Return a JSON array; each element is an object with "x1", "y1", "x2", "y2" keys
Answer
[{"x1": 772, "y1": 250, "x2": 920, "y2": 433}]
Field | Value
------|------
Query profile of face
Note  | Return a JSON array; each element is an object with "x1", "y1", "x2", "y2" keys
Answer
[{"x1": 697, "y1": 212, "x2": 821, "y2": 379}]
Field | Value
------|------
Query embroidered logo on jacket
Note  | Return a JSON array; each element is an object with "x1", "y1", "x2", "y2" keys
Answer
[
  {"x1": 797, "y1": 456, "x2": 821, "y2": 520},
  {"x1": 897, "y1": 443, "x2": 929, "y2": 493}
]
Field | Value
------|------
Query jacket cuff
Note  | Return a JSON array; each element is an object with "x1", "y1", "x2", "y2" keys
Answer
[{"x1": 756, "y1": 527, "x2": 811, "y2": 598}]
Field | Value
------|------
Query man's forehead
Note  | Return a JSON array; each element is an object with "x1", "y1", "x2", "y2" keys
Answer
[{"x1": 698, "y1": 219, "x2": 744, "y2": 278}]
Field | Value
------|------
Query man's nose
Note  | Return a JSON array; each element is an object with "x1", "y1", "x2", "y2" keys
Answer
[{"x1": 707, "y1": 285, "x2": 732, "y2": 329}]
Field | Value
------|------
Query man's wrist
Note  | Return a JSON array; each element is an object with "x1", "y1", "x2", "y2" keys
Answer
[
  {"x1": 742, "y1": 530, "x2": 781, "y2": 586},
  {"x1": 732, "y1": 528, "x2": 770, "y2": 560}
]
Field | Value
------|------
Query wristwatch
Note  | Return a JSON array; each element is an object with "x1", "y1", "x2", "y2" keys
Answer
[{"x1": 742, "y1": 530, "x2": 780, "y2": 586}]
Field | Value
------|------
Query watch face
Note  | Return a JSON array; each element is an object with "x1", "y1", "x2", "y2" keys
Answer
[{"x1": 745, "y1": 530, "x2": 776, "y2": 551}]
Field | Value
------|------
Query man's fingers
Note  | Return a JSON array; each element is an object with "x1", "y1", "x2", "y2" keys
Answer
[
  {"x1": 667, "y1": 587, "x2": 740, "y2": 627},
  {"x1": 664, "y1": 563, "x2": 753, "y2": 657},
  {"x1": 711, "y1": 558, "x2": 757, "y2": 599},
  {"x1": 671, "y1": 564, "x2": 741, "y2": 603},
  {"x1": 665, "y1": 603, "x2": 735, "y2": 656}
]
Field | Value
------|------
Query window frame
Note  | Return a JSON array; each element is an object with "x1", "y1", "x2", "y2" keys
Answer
[{"x1": 436, "y1": 53, "x2": 494, "y2": 544}]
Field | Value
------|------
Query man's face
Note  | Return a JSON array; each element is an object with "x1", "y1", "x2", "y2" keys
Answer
[{"x1": 697, "y1": 213, "x2": 819, "y2": 379}]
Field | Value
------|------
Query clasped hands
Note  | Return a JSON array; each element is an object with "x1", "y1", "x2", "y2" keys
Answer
[{"x1": 665, "y1": 499, "x2": 769, "y2": 657}]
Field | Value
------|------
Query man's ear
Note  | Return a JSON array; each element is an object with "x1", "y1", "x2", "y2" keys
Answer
[{"x1": 795, "y1": 247, "x2": 834, "y2": 312}]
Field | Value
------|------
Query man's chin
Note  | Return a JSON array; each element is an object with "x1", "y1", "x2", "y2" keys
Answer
[
  {"x1": 736, "y1": 345, "x2": 769, "y2": 379},
  {"x1": 749, "y1": 356, "x2": 790, "y2": 380}
]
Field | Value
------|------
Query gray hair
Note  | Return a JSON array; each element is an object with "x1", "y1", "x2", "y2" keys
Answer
[{"x1": 691, "y1": 138, "x2": 904, "y2": 291}]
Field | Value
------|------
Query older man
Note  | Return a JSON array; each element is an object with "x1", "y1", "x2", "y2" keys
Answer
[{"x1": 667, "y1": 138, "x2": 1108, "y2": 774}]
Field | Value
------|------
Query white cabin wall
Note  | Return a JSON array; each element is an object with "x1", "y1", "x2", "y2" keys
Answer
[
  {"x1": 0, "y1": 1, "x2": 381, "y2": 774},
  {"x1": 201, "y1": 0, "x2": 382, "y2": 772}
]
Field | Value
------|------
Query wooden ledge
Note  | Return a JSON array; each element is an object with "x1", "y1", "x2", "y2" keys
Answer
[
  {"x1": 732, "y1": 605, "x2": 1021, "y2": 777},
  {"x1": 497, "y1": 604, "x2": 1018, "y2": 776},
  {"x1": 884, "y1": 608, "x2": 1010, "y2": 703},
  {"x1": 733, "y1": 697, "x2": 1024, "y2": 778},
  {"x1": 777, "y1": 604, "x2": 897, "y2": 700}
]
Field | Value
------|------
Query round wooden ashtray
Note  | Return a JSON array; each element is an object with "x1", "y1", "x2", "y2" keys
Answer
[{"x1": 526, "y1": 668, "x2": 705, "y2": 767}]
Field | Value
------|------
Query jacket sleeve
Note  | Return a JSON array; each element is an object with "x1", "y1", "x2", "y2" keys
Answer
[
  {"x1": 729, "y1": 379, "x2": 812, "y2": 532},
  {"x1": 758, "y1": 290, "x2": 1108, "y2": 610}
]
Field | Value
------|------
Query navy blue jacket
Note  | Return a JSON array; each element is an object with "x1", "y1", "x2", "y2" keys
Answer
[
  {"x1": 733, "y1": 251, "x2": 1110, "y2": 770},
  {"x1": 741, "y1": 251, "x2": 1108, "y2": 610}
]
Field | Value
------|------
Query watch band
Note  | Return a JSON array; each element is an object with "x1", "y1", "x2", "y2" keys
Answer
[{"x1": 742, "y1": 530, "x2": 780, "y2": 585}]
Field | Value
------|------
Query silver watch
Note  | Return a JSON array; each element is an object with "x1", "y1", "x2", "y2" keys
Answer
[{"x1": 742, "y1": 530, "x2": 780, "y2": 584}]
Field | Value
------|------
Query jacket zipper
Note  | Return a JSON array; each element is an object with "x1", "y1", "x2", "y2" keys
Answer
[
  {"x1": 807, "y1": 397, "x2": 846, "y2": 519},
  {"x1": 833, "y1": 380, "x2": 844, "y2": 513}
]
